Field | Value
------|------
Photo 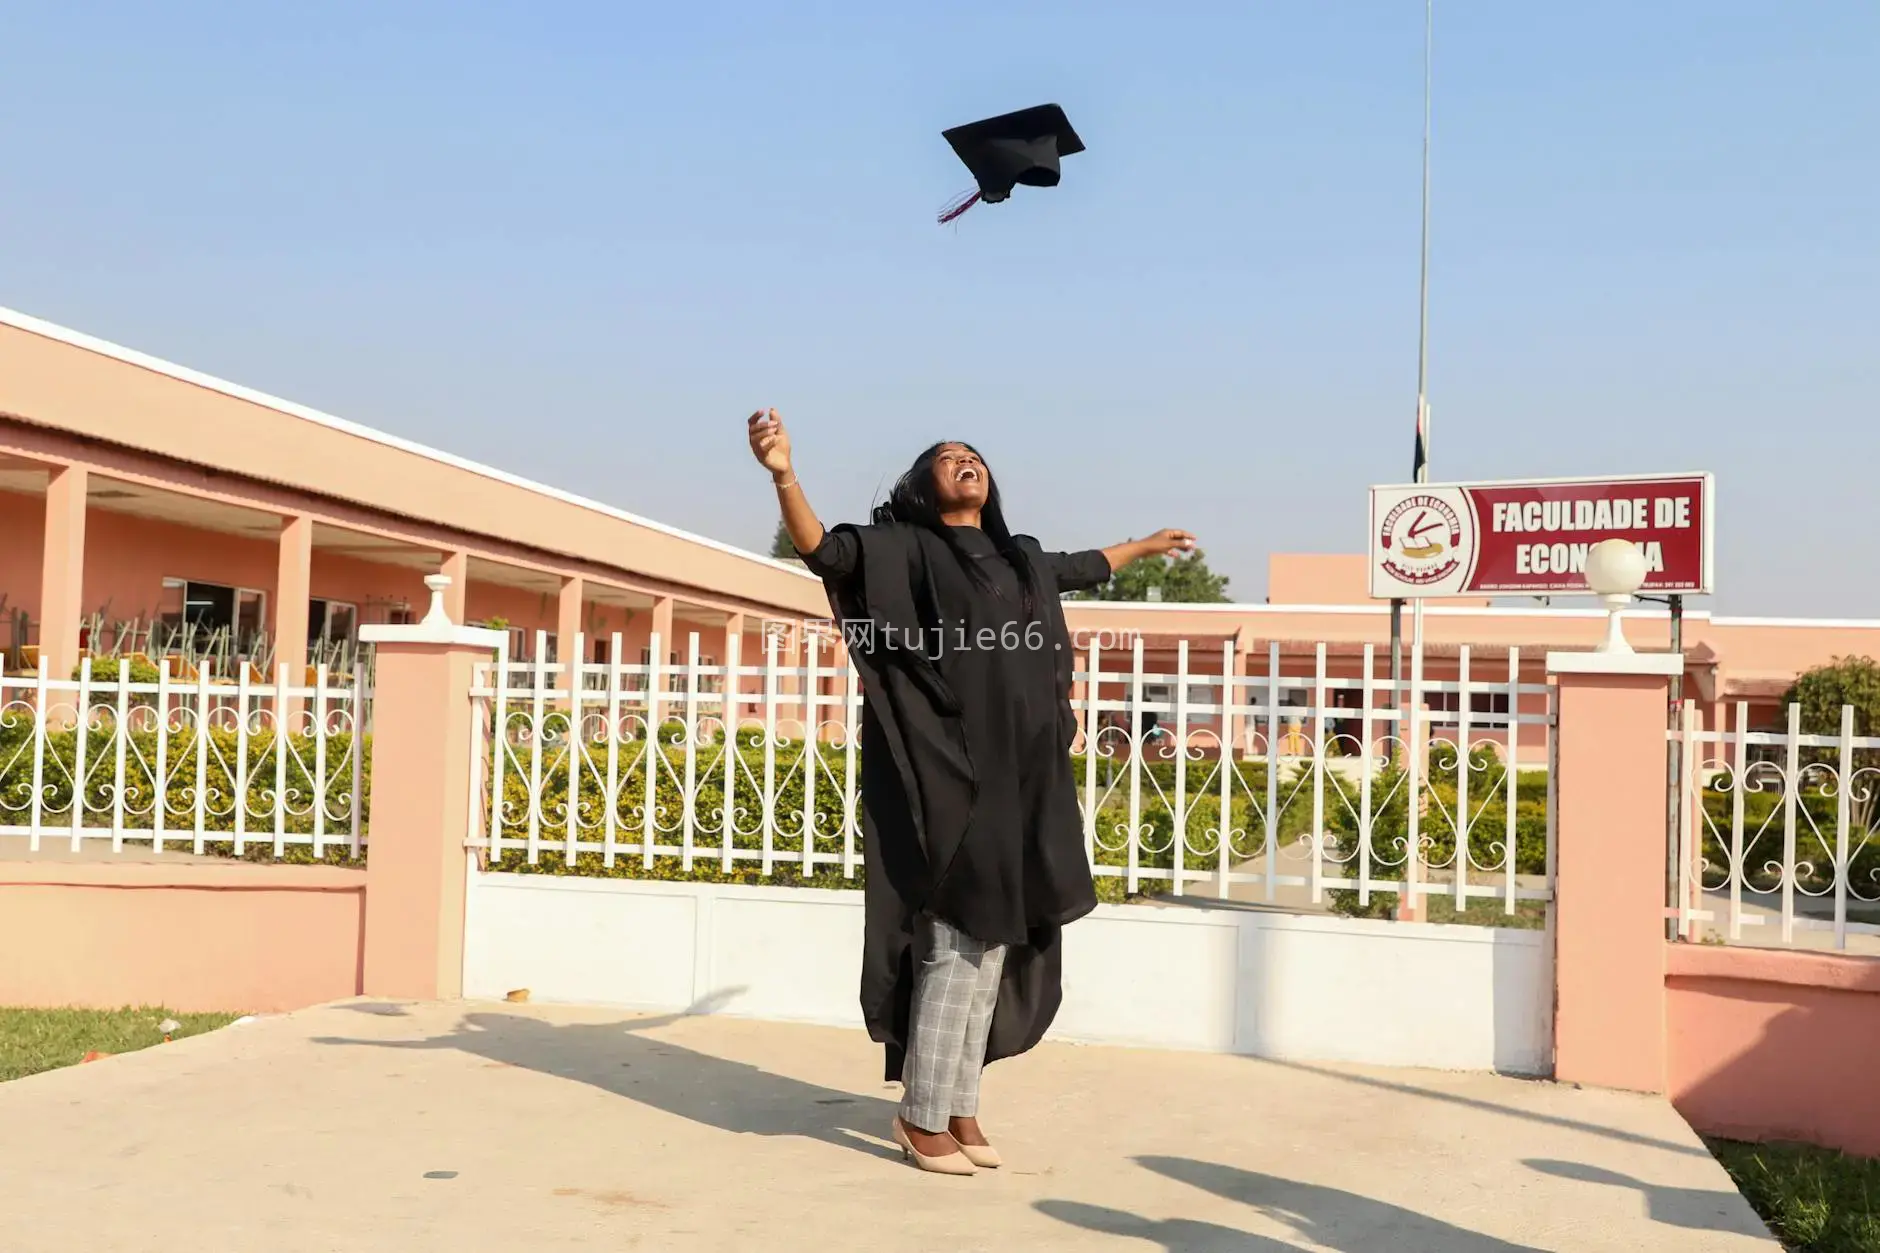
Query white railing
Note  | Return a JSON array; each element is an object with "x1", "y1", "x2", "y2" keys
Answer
[
  {"x1": 0, "y1": 659, "x2": 370, "y2": 859},
  {"x1": 469, "y1": 631, "x2": 1555, "y2": 919},
  {"x1": 1673, "y1": 700, "x2": 1880, "y2": 952}
]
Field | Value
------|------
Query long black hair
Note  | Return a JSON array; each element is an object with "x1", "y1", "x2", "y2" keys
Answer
[{"x1": 871, "y1": 440, "x2": 1038, "y2": 616}]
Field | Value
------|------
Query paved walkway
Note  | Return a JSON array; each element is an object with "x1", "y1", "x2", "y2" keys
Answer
[{"x1": 0, "y1": 1001, "x2": 1774, "y2": 1252}]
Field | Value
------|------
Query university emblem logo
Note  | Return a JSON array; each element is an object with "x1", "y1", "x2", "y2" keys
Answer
[{"x1": 1378, "y1": 494, "x2": 1464, "y2": 586}]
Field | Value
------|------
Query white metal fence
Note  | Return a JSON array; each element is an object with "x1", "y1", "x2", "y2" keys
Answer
[
  {"x1": 1672, "y1": 700, "x2": 1880, "y2": 952},
  {"x1": 0, "y1": 658, "x2": 370, "y2": 858},
  {"x1": 469, "y1": 631, "x2": 1555, "y2": 918}
]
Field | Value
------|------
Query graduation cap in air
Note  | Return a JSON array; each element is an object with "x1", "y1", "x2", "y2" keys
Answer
[{"x1": 937, "y1": 103, "x2": 1085, "y2": 225}]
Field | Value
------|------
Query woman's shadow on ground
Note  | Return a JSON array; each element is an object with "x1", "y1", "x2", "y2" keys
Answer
[
  {"x1": 1042, "y1": 1156, "x2": 1550, "y2": 1252},
  {"x1": 312, "y1": 997, "x2": 900, "y2": 1162}
]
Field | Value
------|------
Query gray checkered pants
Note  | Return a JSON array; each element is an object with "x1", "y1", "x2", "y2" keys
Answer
[{"x1": 899, "y1": 917, "x2": 1007, "y2": 1134}]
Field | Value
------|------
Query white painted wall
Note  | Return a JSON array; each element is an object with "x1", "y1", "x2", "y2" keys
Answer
[{"x1": 463, "y1": 873, "x2": 1552, "y2": 1075}]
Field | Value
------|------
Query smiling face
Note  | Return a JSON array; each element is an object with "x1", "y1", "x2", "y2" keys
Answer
[{"x1": 931, "y1": 442, "x2": 990, "y2": 513}]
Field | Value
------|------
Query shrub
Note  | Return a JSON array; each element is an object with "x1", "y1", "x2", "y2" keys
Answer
[
  {"x1": 72, "y1": 656, "x2": 164, "y2": 685},
  {"x1": 1321, "y1": 745, "x2": 1549, "y2": 919},
  {"x1": 0, "y1": 709, "x2": 367, "y2": 866},
  {"x1": 484, "y1": 723, "x2": 1476, "y2": 906},
  {"x1": 1696, "y1": 776, "x2": 1874, "y2": 894}
]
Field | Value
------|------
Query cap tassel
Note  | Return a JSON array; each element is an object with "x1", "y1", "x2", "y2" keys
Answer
[{"x1": 937, "y1": 189, "x2": 981, "y2": 225}]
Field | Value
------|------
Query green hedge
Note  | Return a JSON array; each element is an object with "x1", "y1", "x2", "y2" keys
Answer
[
  {"x1": 0, "y1": 711, "x2": 367, "y2": 865},
  {"x1": 1319, "y1": 744, "x2": 1549, "y2": 919},
  {"x1": 490, "y1": 726, "x2": 1319, "y2": 904},
  {"x1": 485, "y1": 724, "x2": 1548, "y2": 907},
  {"x1": 71, "y1": 657, "x2": 165, "y2": 685},
  {"x1": 1696, "y1": 780, "x2": 1877, "y2": 894}
]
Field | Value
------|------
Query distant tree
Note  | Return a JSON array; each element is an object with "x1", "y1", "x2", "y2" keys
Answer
[
  {"x1": 1075, "y1": 550, "x2": 1230, "y2": 603},
  {"x1": 1783, "y1": 655, "x2": 1880, "y2": 831},
  {"x1": 769, "y1": 520, "x2": 796, "y2": 560}
]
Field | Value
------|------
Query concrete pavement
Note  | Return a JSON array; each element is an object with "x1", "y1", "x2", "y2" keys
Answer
[{"x1": 0, "y1": 1000, "x2": 1774, "y2": 1252}]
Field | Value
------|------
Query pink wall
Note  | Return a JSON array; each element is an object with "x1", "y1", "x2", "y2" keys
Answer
[
  {"x1": 0, "y1": 490, "x2": 43, "y2": 626},
  {"x1": 0, "y1": 489, "x2": 651, "y2": 656},
  {"x1": 84, "y1": 510, "x2": 276, "y2": 620},
  {"x1": 1666, "y1": 944, "x2": 1880, "y2": 1158},
  {"x1": 464, "y1": 582, "x2": 561, "y2": 638},
  {"x1": 460, "y1": 584, "x2": 640, "y2": 660},
  {"x1": 1267, "y1": 552, "x2": 1493, "y2": 607},
  {"x1": 0, "y1": 861, "x2": 365, "y2": 1013}
]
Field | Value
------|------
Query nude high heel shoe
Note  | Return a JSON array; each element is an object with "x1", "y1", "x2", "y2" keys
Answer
[
  {"x1": 955, "y1": 1141, "x2": 1002, "y2": 1170},
  {"x1": 891, "y1": 1117, "x2": 977, "y2": 1176}
]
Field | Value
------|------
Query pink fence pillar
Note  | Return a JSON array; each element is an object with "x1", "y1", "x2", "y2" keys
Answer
[
  {"x1": 359, "y1": 582, "x2": 504, "y2": 1001},
  {"x1": 38, "y1": 463, "x2": 88, "y2": 681},
  {"x1": 1547, "y1": 650, "x2": 1681, "y2": 1093}
]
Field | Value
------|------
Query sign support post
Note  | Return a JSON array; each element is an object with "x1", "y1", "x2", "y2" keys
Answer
[{"x1": 1665, "y1": 593, "x2": 1684, "y2": 940}]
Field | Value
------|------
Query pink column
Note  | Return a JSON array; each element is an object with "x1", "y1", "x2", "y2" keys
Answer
[
  {"x1": 38, "y1": 464, "x2": 88, "y2": 679},
  {"x1": 556, "y1": 574, "x2": 585, "y2": 677},
  {"x1": 649, "y1": 595, "x2": 674, "y2": 660},
  {"x1": 647, "y1": 595, "x2": 675, "y2": 729},
  {"x1": 359, "y1": 591, "x2": 503, "y2": 1001},
  {"x1": 274, "y1": 515, "x2": 313, "y2": 683},
  {"x1": 440, "y1": 551, "x2": 468, "y2": 625},
  {"x1": 722, "y1": 612, "x2": 745, "y2": 718},
  {"x1": 1547, "y1": 650, "x2": 1681, "y2": 1093}
]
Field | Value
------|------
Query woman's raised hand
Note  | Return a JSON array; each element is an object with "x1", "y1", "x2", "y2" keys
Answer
[
  {"x1": 1143, "y1": 528, "x2": 1198, "y2": 558},
  {"x1": 747, "y1": 409, "x2": 793, "y2": 477}
]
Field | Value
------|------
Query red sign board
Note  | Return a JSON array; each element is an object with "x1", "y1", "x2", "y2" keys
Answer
[{"x1": 1369, "y1": 473, "x2": 1715, "y2": 598}]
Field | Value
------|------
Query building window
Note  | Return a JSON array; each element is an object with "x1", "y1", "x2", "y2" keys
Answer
[
  {"x1": 308, "y1": 598, "x2": 358, "y2": 644},
  {"x1": 160, "y1": 578, "x2": 267, "y2": 640},
  {"x1": 1425, "y1": 690, "x2": 1512, "y2": 724}
]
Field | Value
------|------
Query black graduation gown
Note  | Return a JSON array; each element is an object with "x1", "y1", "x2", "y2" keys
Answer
[{"x1": 801, "y1": 521, "x2": 1113, "y2": 1082}]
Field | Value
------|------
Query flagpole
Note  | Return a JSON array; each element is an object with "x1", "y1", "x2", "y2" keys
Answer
[
  {"x1": 1412, "y1": 0, "x2": 1432, "y2": 642},
  {"x1": 1391, "y1": 0, "x2": 1434, "y2": 735}
]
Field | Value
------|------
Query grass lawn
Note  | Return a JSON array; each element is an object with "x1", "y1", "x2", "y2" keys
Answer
[
  {"x1": 1422, "y1": 895, "x2": 1548, "y2": 929},
  {"x1": 1709, "y1": 1139, "x2": 1880, "y2": 1252},
  {"x1": 0, "y1": 1007, "x2": 239, "y2": 1083}
]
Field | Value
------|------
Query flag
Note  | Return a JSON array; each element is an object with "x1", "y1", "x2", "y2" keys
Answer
[{"x1": 1412, "y1": 396, "x2": 1429, "y2": 484}]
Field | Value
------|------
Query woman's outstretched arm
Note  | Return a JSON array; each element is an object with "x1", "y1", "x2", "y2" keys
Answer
[
  {"x1": 748, "y1": 409, "x2": 825, "y2": 555},
  {"x1": 1045, "y1": 529, "x2": 1199, "y2": 595},
  {"x1": 1099, "y1": 529, "x2": 1198, "y2": 572}
]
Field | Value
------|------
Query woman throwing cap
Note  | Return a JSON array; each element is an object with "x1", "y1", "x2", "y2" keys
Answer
[{"x1": 749, "y1": 408, "x2": 1194, "y2": 1176}]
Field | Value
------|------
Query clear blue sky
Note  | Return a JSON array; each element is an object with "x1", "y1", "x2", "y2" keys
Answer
[{"x1": 3, "y1": 1, "x2": 1874, "y2": 614}]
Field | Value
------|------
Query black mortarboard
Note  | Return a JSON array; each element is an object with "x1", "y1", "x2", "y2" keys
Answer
[{"x1": 937, "y1": 103, "x2": 1084, "y2": 224}]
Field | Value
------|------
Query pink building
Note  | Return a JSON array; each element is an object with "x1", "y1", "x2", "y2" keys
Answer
[
  {"x1": 0, "y1": 308, "x2": 830, "y2": 690},
  {"x1": 1063, "y1": 557, "x2": 1880, "y2": 760},
  {"x1": 1, "y1": 303, "x2": 1874, "y2": 717}
]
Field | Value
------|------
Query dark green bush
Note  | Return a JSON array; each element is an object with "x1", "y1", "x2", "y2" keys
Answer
[
  {"x1": 1696, "y1": 778, "x2": 1875, "y2": 894},
  {"x1": 72, "y1": 656, "x2": 164, "y2": 685},
  {"x1": 484, "y1": 721, "x2": 1495, "y2": 906},
  {"x1": 0, "y1": 709, "x2": 367, "y2": 866},
  {"x1": 1321, "y1": 745, "x2": 1549, "y2": 920}
]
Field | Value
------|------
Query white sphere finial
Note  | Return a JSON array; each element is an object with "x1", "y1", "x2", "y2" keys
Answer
[
  {"x1": 422, "y1": 573, "x2": 454, "y2": 627},
  {"x1": 1585, "y1": 538, "x2": 1648, "y2": 653}
]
